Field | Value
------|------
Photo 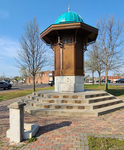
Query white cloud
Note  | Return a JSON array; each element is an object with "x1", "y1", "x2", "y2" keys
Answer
[
  {"x1": 0, "y1": 36, "x2": 20, "y2": 77},
  {"x1": 0, "y1": 10, "x2": 9, "y2": 18},
  {"x1": 0, "y1": 36, "x2": 19, "y2": 58},
  {"x1": 0, "y1": 61, "x2": 19, "y2": 77}
]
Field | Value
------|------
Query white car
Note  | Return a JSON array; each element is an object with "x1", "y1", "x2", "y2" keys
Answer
[
  {"x1": 48, "y1": 81, "x2": 54, "y2": 86},
  {"x1": 0, "y1": 81, "x2": 12, "y2": 90}
]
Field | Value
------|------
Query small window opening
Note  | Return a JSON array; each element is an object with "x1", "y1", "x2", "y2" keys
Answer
[
  {"x1": 70, "y1": 39, "x2": 72, "y2": 43},
  {"x1": 63, "y1": 39, "x2": 65, "y2": 44}
]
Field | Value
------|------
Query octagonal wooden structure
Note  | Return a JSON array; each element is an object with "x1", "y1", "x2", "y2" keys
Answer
[{"x1": 40, "y1": 22, "x2": 98, "y2": 77}]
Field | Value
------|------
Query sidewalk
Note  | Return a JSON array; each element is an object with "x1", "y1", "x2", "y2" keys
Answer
[{"x1": 0, "y1": 97, "x2": 124, "y2": 150}]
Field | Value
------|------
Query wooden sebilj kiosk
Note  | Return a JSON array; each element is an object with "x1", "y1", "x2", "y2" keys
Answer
[{"x1": 40, "y1": 10, "x2": 98, "y2": 93}]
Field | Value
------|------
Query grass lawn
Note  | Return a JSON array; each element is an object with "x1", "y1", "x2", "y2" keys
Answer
[
  {"x1": 84, "y1": 84, "x2": 124, "y2": 97},
  {"x1": 88, "y1": 136, "x2": 124, "y2": 150},
  {"x1": 0, "y1": 86, "x2": 54, "y2": 102}
]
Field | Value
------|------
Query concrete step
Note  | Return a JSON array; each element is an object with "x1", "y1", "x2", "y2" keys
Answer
[
  {"x1": 26, "y1": 94, "x2": 115, "y2": 104},
  {"x1": 96, "y1": 102, "x2": 124, "y2": 116},
  {"x1": 26, "y1": 94, "x2": 33, "y2": 99},
  {"x1": 21, "y1": 97, "x2": 30, "y2": 103},
  {"x1": 23, "y1": 90, "x2": 124, "y2": 117},
  {"x1": 24, "y1": 102, "x2": 124, "y2": 117},
  {"x1": 32, "y1": 90, "x2": 108, "y2": 99},
  {"x1": 21, "y1": 97, "x2": 33, "y2": 103},
  {"x1": 87, "y1": 95, "x2": 115, "y2": 104},
  {"x1": 24, "y1": 105, "x2": 98, "y2": 117},
  {"x1": 25, "y1": 100, "x2": 93, "y2": 110},
  {"x1": 23, "y1": 97, "x2": 122, "y2": 111},
  {"x1": 92, "y1": 98, "x2": 122, "y2": 109}
]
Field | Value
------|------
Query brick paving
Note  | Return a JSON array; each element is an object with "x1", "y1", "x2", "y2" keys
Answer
[{"x1": 0, "y1": 97, "x2": 124, "y2": 149}]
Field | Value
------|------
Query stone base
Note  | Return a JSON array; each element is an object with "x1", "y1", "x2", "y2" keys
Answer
[
  {"x1": 55, "y1": 76, "x2": 84, "y2": 93},
  {"x1": 7, "y1": 123, "x2": 39, "y2": 142}
]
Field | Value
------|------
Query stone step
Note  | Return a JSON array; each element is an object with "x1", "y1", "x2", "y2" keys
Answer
[
  {"x1": 87, "y1": 95, "x2": 115, "y2": 104},
  {"x1": 23, "y1": 97, "x2": 122, "y2": 111},
  {"x1": 25, "y1": 100, "x2": 93, "y2": 110},
  {"x1": 26, "y1": 94, "x2": 35, "y2": 99},
  {"x1": 32, "y1": 90, "x2": 108, "y2": 99},
  {"x1": 25, "y1": 94, "x2": 115, "y2": 104},
  {"x1": 96, "y1": 102, "x2": 124, "y2": 116},
  {"x1": 24, "y1": 102, "x2": 124, "y2": 117},
  {"x1": 85, "y1": 92, "x2": 108, "y2": 99},
  {"x1": 23, "y1": 90, "x2": 124, "y2": 117},
  {"x1": 24, "y1": 105, "x2": 98, "y2": 117},
  {"x1": 21, "y1": 97, "x2": 33, "y2": 104},
  {"x1": 92, "y1": 98, "x2": 122, "y2": 109}
]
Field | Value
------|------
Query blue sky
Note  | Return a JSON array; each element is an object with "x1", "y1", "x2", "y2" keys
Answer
[{"x1": 0, "y1": 0, "x2": 124, "y2": 78}]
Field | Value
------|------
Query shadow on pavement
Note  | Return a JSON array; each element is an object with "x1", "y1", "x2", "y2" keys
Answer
[{"x1": 35, "y1": 121, "x2": 72, "y2": 136}]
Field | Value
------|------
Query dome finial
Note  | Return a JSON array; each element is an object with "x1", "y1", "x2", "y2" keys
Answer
[{"x1": 68, "y1": 4, "x2": 70, "y2": 12}]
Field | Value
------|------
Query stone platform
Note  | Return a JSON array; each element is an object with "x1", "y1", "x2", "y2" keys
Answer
[{"x1": 20, "y1": 90, "x2": 124, "y2": 117}]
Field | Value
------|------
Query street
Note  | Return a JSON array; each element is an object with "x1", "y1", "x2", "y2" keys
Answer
[
  {"x1": 96, "y1": 83, "x2": 124, "y2": 86},
  {"x1": 0, "y1": 82, "x2": 124, "y2": 93},
  {"x1": 109, "y1": 83, "x2": 124, "y2": 86},
  {"x1": 0, "y1": 83, "x2": 51, "y2": 92}
]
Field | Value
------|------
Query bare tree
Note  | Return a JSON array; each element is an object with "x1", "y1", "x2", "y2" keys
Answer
[
  {"x1": 19, "y1": 67, "x2": 28, "y2": 79},
  {"x1": 0, "y1": 73, "x2": 6, "y2": 81},
  {"x1": 86, "y1": 43, "x2": 104, "y2": 86},
  {"x1": 16, "y1": 17, "x2": 47, "y2": 91},
  {"x1": 85, "y1": 60, "x2": 96, "y2": 84},
  {"x1": 96, "y1": 15, "x2": 124, "y2": 90},
  {"x1": 113, "y1": 72, "x2": 121, "y2": 77}
]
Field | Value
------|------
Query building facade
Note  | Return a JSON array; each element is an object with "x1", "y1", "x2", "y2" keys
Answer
[
  {"x1": 101, "y1": 75, "x2": 122, "y2": 82},
  {"x1": 25, "y1": 71, "x2": 54, "y2": 84}
]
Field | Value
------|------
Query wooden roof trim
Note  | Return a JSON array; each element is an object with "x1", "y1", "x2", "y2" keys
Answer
[
  {"x1": 81, "y1": 23, "x2": 98, "y2": 34},
  {"x1": 40, "y1": 23, "x2": 81, "y2": 38},
  {"x1": 40, "y1": 22, "x2": 98, "y2": 39},
  {"x1": 40, "y1": 25, "x2": 53, "y2": 38}
]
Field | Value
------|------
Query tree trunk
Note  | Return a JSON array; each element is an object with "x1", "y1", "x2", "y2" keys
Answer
[
  {"x1": 92, "y1": 71, "x2": 94, "y2": 85},
  {"x1": 33, "y1": 75, "x2": 35, "y2": 91},
  {"x1": 105, "y1": 65, "x2": 108, "y2": 90},
  {"x1": 98, "y1": 72, "x2": 101, "y2": 86}
]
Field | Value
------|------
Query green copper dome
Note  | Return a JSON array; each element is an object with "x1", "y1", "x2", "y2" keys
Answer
[{"x1": 55, "y1": 11, "x2": 84, "y2": 24}]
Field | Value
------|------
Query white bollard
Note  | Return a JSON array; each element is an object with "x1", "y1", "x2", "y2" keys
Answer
[{"x1": 7, "y1": 102, "x2": 26, "y2": 143}]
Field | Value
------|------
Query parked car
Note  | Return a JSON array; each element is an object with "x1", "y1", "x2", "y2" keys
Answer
[
  {"x1": 48, "y1": 81, "x2": 54, "y2": 86},
  {"x1": 0, "y1": 81, "x2": 12, "y2": 90},
  {"x1": 101, "y1": 79, "x2": 112, "y2": 83},
  {"x1": 96, "y1": 80, "x2": 100, "y2": 83},
  {"x1": 3, "y1": 80, "x2": 10, "y2": 83},
  {"x1": 88, "y1": 80, "x2": 93, "y2": 83},
  {"x1": 116, "y1": 79, "x2": 124, "y2": 83}
]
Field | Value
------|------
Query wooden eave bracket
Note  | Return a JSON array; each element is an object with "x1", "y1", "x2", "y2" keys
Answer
[{"x1": 50, "y1": 43, "x2": 55, "y2": 51}]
